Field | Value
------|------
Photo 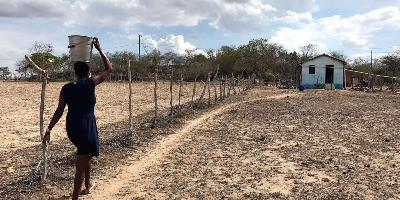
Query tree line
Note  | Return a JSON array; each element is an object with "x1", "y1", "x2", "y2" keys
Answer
[{"x1": 12, "y1": 39, "x2": 400, "y2": 84}]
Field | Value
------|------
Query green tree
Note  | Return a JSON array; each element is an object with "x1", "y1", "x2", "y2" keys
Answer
[
  {"x1": 216, "y1": 46, "x2": 240, "y2": 75},
  {"x1": 0, "y1": 67, "x2": 11, "y2": 79},
  {"x1": 17, "y1": 41, "x2": 63, "y2": 79},
  {"x1": 381, "y1": 50, "x2": 400, "y2": 76}
]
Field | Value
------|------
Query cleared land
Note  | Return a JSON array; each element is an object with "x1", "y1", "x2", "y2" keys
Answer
[
  {"x1": 87, "y1": 89, "x2": 400, "y2": 199},
  {"x1": 0, "y1": 81, "x2": 212, "y2": 153},
  {"x1": 1, "y1": 82, "x2": 400, "y2": 199}
]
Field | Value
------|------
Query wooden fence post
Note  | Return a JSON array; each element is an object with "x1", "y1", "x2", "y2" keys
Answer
[
  {"x1": 25, "y1": 55, "x2": 48, "y2": 181},
  {"x1": 198, "y1": 81, "x2": 207, "y2": 103},
  {"x1": 169, "y1": 66, "x2": 174, "y2": 114},
  {"x1": 219, "y1": 75, "x2": 223, "y2": 101},
  {"x1": 392, "y1": 77, "x2": 395, "y2": 93},
  {"x1": 191, "y1": 76, "x2": 197, "y2": 106},
  {"x1": 231, "y1": 73, "x2": 237, "y2": 95},
  {"x1": 227, "y1": 75, "x2": 231, "y2": 97},
  {"x1": 223, "y1": 75, "x2": 226, "y2": 99},
  {"x1": 213, "y1": 68, "x2": 219, "y2": 104},
  {"x1": 128, "y1": 60, "x2": 133, "y2": 137},
  {"x1": 153, "y1": 66, "x2": 158, "y2": 124},
  {"x1": 207, "y1": 72, "x2": 211, "y2": 105},
  {"x1": 251, "y1": 74, "x2": 255, "y2": 88},
  {"x1": 178, "y1": 73, "x2": 183, "y2": 109}
]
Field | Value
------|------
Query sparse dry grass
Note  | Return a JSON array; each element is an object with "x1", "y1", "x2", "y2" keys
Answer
[
  {"x1": 2, "y1": 83, "x2": 400, "y2": 199},
  {"x1": 115, "y1": 89, "x2": 400, "y2": 199},
  {"x1": 0, "y1": 81, "x2": 215, "y2": 153},
  {"x1": 0, "y1": 80, "x2": 227, "y2": 199}
]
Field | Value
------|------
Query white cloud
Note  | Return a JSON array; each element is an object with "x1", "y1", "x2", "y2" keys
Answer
[
  {"x1": 277, "y1": 11, "x2": 313, "y2": 24},
  {"x1": 158, "y1": 34, "x2": 198, "y2": 55},
  {"x1": 0, "y1": 0, "x2": 318, "y2": 32},
  {"x1": 129, "y1": 34, "x2": 203, "y2": 55},
  {"x1": 0, "y1": 20, "x2": 75, "y2": 71},
  {"x1": 271, "y1": 6, "x2": 400, "y2": 51},
  {"x1": 0, "y1": 0, "x2": 71, "y2": 18}
]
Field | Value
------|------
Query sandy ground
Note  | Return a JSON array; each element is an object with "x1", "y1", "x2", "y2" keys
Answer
[
  {"x1": 2, "y1": 84, "x2": 400, "y2": 199},
  {"x1": 87, "y1": 89, "x2": 400, "y2": 199},
  {"x1": 0, "y1": 81, "x2": 215, "y2": 153},
  {"x1": 84, "y1": 91, "x2": 295, "y2": 200}
]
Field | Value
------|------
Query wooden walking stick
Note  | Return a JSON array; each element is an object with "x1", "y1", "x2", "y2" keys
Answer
[{"x1": 25, "y1": 55, "x2": 49, "y2": 181}]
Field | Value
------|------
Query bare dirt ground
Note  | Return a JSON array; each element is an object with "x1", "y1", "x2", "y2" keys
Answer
[
  {"x1": 0, "y1": 80, "x2": 236, "y2": 199},
  {"x1": 2, "y1": 83, "x2": 400, "y2": 199},
  {"x1": 89, "y1": 89, "x2": 400, "y2": 199},
  {"x1": 0, "y1": 81, "x2": 209, "y2": 153}
]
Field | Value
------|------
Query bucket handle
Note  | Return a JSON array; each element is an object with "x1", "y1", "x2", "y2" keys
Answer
[{"x1": 68, "y1": 37, "x2": 97, "y2": 48}]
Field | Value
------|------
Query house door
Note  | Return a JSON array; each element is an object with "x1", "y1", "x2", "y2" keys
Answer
[{"x1": 325, "y1": 65, "x2": 334, "y2": 84}]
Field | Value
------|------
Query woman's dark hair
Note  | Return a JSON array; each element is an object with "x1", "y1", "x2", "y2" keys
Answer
[{"x1": 74, "y1": 62, "x2": 90, "y2": 79}]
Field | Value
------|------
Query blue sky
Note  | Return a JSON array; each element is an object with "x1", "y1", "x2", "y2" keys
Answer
[{"x1": 1, "y1": 0, "x2": 400, "y2": 71}]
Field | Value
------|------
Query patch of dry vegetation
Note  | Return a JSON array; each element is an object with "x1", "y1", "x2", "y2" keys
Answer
[
  {"x1": 0, "y1": 81, "x2": 208, "y2": 153},
  {"x1": 116, "y1": 90, "x2": 400, "y2": 199},
  {"x1": 0, "y1": 80, "x2": 229, "y2": 199},
  {"x1": 2, "y1": 84, "x2": 400, "y2": 199}
]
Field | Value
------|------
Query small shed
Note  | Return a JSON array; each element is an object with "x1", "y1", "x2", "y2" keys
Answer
[{"x1": 299, "y1": 54, "x2": 346, "y2": 89}]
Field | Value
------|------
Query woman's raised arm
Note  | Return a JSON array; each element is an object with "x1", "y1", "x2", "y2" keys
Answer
[{"x1": 91, "y1": 38, "x2": 113, "y2": 86}]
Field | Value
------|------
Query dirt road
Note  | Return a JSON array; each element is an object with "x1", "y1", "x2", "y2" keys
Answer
[{"x1": 85, "y1": 93, "x2": 299, "y2": 199}]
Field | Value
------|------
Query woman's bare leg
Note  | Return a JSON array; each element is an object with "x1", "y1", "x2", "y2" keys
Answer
[
  {"x1": 84, "y1": 157, "x2": 91, "y2": 189},
  {"x1": 72, "y1": 154, "x2": 91, "y2": 200}
]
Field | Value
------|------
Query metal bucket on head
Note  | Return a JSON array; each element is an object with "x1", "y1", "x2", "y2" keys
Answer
[{"x1": 68, "y1": 35, "x2": 94, "y2": 63}]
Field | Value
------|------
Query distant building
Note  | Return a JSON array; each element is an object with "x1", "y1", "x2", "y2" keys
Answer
[{"x1": 299, "y1": 54, "x2": 347, "y2": 89}]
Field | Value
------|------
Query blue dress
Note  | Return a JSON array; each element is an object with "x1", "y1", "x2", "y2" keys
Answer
[{"x1": 61, "y1": 78, "x2": 99, "y2": 157}]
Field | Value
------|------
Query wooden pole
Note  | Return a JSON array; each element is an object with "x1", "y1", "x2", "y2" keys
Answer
[
  {"x1": 169, "y1": 66, "x2": 174, "y2": 114},
  {"x1": 237, "y1": 75, "x2": 241, "y2": 94},
  {"x1": 198, "y1": 81, "x2": 207, "y2": 103},
  {"x1": 191, "y1": 76, "x2": 197, "y2": 106},
  {"x1": 40, "y1": 74, "x2": 48, "y2": 181},
  {"x1": 231, "y1": 73, "x2": 237, "y2": 95},
  {"x1": 128, "y1": 60, "x2": 133, "y2": 136},
  {"x1": 392, "y1": 77, "x2": 395, "y2": 93},
  {"x1": 343, "y1": 68, "x2": 347, "y2": 89},
  {"x1": 219, "y1": 75, "x2": 223, "y2": 101},
  {"x1": 207, "y1": 72, "x2": 211, "y2": 105},
  {"x1": 227, "y1": 75, "x2": 231, "y2": 97},
  {"x1": 25, "y1": 55, "x2": 48, "y2": 181},
  {"x1": 213, "y1": 68, "x2": 219, "y2": 104},
  {"x1": 178, "y1": 73, "x2": 183, "y2": 109},
  {"x1": 370, "y1": 50, "x2": 374, "y2": 91},
  {"x1": 153, "y1": 65, "x2": 158, "y2": 124},
  {"x1": 223, "y1": 75, "x2": 226, "y2": 99}
]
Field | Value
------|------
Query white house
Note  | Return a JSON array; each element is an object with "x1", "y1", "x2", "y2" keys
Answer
[{"x1": 300, "y1": 54, "x2": 346, "y2": 89}]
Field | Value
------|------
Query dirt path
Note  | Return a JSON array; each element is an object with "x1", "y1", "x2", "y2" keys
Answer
[{"x1": 84, "y1": 93, "x2": 298, "y2": 199}]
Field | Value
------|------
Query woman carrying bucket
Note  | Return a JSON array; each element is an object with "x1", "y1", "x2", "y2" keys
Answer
[{"x1": 42, "y1": 37, "x2": 112, "y2": 199}]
